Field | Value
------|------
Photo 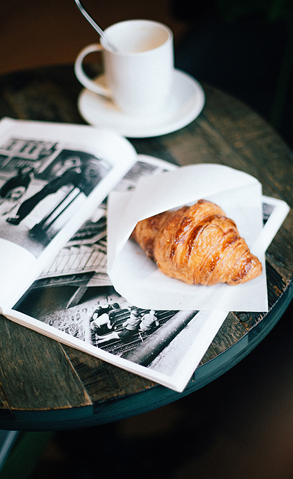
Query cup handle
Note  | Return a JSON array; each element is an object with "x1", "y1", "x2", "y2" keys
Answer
[{"x1": 74, "y1": 44, "x2": 111, "y2": 97}]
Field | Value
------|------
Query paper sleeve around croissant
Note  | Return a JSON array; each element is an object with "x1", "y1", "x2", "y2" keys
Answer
[{"x1": 130, "y1": 199, "x2": 262, "y2": 286}]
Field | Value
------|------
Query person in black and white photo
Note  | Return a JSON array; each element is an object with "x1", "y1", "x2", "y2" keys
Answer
[
  {"x1": 139, "y1": 310, "x2": 159, "y2": 334},
  {"x1": 0, "y1": 165, "x2": 35, "y2": 199},
  {"x1": 6, "y1": 155, "x2": 103, "y2": 225},
  {"x1": 0, "y1": 165, "x2": 35, "y2": 217},
  {"x1": 90, "y1": 303, "x2": 120, "y2": 337},
  {"x1": 95, "y1": 307, "x2": 142, "y2": 345}
]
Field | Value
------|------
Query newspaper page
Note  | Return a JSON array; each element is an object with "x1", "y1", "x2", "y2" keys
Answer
[
  {"x1": 8, "y1": 155, "x2": 289, "y2": 392},
  {"x1": 0, "y1": 118, "x2": 137, "y2": 312}
]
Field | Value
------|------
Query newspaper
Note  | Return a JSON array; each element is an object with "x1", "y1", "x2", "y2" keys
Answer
[{"x1": 0, "y1": 118, "x2": 289, "y2": 392}]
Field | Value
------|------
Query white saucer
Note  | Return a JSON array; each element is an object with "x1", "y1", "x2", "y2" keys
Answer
[{"x1": 77, "y1": 69, "x2": 205, "y2": 138}]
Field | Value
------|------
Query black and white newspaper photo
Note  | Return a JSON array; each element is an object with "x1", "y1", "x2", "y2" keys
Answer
[
  {"x1": 0, "y1": 118, "x2": 137, "y2": 313},
  {"x1": 0, "y1": 140, "x2": 111, "y2": 254}
]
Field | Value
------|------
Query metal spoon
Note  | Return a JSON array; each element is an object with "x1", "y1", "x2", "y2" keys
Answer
[{"x1": 74, "y1": 0, "x2": 118, "y2": 52}]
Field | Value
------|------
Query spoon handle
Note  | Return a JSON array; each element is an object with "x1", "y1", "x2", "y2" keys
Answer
[{"x1": 75, "y1": 0, "x2": 117, "y2": 52}]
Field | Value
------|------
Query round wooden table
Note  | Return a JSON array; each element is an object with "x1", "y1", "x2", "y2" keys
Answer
[{"x1": 0, "y1": 65, "x2": 292, "y2": 431}]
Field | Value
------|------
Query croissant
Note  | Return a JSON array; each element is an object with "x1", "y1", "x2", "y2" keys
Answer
[{"x1": 130, "y1": 199, "x2": 262, "y2": 286}]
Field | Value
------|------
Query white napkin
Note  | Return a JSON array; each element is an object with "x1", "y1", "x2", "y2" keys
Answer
[{"x1": 107, "y1": 164, "x2": 268, "y2": 312}]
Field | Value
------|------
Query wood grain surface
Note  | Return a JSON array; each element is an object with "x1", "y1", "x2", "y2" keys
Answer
[{"x1": 0, "y1": 65, "x2": 291, "y2": 430}]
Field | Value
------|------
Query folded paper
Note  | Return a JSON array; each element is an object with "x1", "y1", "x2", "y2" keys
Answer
[{"x1": 107, "y1": 164, "x2": 269, "y2": 312}]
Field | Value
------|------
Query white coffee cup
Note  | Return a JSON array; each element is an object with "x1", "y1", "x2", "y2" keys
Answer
[{"x1": 74, "y1": 19, "x2": 174, "y2": 117}]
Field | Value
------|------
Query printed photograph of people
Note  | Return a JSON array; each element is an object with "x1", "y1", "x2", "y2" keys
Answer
[
  {"x1": 15, "y1": 282, "x2": 200, "y2": 376},
  {"x1": 0, "y1": 137, "x2": 112, "y2": 256}
]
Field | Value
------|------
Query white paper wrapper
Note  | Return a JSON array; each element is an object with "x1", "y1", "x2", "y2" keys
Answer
[{"x1": 107, "y1": 164, "x2": 268, "y2": 312}]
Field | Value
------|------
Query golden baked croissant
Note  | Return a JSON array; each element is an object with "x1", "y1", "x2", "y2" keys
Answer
[{"x1": 130, "y1": 199, "x2": 262, "y2": 286}]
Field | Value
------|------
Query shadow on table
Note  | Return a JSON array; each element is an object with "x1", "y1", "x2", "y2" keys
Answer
[{"x1": 27, "y1": 298, "x2": 293, "y2": 479}]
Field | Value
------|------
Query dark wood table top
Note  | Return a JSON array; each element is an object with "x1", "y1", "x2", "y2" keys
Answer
[{"x1": 0, "y1": 65, "x2": 292, "y2": 431}]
